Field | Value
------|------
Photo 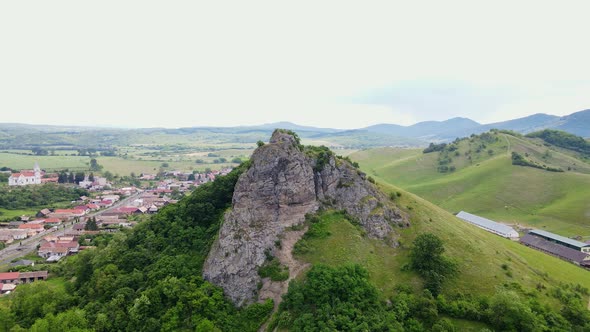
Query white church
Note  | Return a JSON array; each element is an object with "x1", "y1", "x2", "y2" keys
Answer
[{"x1": 8, "y1": 163, "x2": 44, "y2": 186}]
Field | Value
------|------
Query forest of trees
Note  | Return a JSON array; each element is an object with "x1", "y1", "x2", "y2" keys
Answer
[
  {"x1": 511, "y1": 152, "x2": 564, "y2": 172},
  {"x1": 0, "y1": 162, "x2": 272, "y2": 331},
  {"x1": 423, "y1": 142, "x2": 447, "y2": 153},
  {"x1": 0, "y1": 183, "x2": 88, "y2": 210},
  {"x1": 527, "y1": 129, "x2": 590, "y2": 155}
]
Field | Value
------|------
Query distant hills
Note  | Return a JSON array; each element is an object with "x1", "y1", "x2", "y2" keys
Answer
[
  {"x1": 350, "y1": 130, "x2": 590, "y2": 237},
  {"x1": 363, "y1": 117, "x2": 481, "y2": 141},
  {"x1": 362, "y1": 109, "x2": 590, "y2": 141},
  {"x1": 0, "y1": 109, "x2": 589, "y2": 149}
]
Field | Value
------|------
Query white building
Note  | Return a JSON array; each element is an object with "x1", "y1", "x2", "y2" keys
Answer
[
  {"x1": 8, "y1": 163, "x2": 43, "y2": 186},
  {"x1": 456, "y1": 211, "x2": 520, "y2": 239}
]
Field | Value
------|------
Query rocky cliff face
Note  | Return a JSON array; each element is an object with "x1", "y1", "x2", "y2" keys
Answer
[
  {"x1": 314, "y1": 155, "x2": 408, "y2": 241},
  {"x1": 203, "y1": 130, "x2": 407, "y2": 306}
]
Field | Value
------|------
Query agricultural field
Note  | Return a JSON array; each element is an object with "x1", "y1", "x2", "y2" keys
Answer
[
  {"x1": 0, "y1": 147, "x2": 251, "y2": 176},
  {"x1": 0, "y1": 208, "x2": 37, "y2": 220},
  {"x1": 0, "y1": 152, "x2": 90, "y2": 172},
  {"x1": 351, "y1": 131, "x2": 590, "y2": 238},
  {"x1": 0, "y1": 142, "x2": 356, "y2": 178}
]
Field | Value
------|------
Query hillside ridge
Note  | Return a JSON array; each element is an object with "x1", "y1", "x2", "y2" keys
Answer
[{"x1": 351, "y1": 130, "x2": 590, "y2": 236}]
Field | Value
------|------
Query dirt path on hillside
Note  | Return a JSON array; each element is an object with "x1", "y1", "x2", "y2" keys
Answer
[
  {"x1": 258, "y1": 227, "x2": 310, "y2": 331},
  {"x1": 503, "y1": 134, "x2": 511, "y2": 155}
]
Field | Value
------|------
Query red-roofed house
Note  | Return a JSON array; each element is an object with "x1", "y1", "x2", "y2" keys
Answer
[
  {"x1": 74, "y1": 206, "x2": 90, "y2": 213},
  {"x1": 41, "y1": 176, "x2": 59, "y2": 184},
  {"x1": 119, "y1": 206, "x2": 140, "y2": 213},
  {"x1": 0, "y1": 271, "x2": 48, "y2": 293},
  {"x1": 86, "y1": 203, "x2": 100, "y2": 210},
  {"x1": 102, "y1": 207, "x2": 142, "y2": 216},
  {"x1": 51, "y1": 209, "x2": 86, "y2": 219},
  {"x1": 54, "y1": 209, "x2": 85, "y2": 216},
  {"x1": 0, "y1": 272, "x2": 20, "y2": 284},
  {"x1": 19, "y1": 224, "x2": 44, "y2": 230},
  {"x1": 38, "y1": 240, "x2": 80, "y2": 259},
  {"x1": 43, "y1": 218, "x2": 62, "y2": 225},
  {"x1": 19, "y1": 223, "x2": 45, "y2": 236},
  {"x1": 8, "y1": 163, "x2": 43, "y2": 186},
  {"x1": 98, "y1": 200, "x2": 113, "y2": 208}
]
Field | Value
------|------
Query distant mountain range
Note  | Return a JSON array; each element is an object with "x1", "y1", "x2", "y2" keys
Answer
[
  {"x1": 252, "y1": 109, "x2": 590, "y2": 144},
  {"x1": 0, "y1": 109, "x2": 588, "y2": 149},
  {"x1": 362, "y1": 109, "x2": 590, "y2": 141}
]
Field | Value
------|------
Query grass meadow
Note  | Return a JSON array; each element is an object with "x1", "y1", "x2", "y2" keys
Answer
[
  {"x1": 296, "y1": 183, "x2": 590, "y2": 316},
  {"x1": 351, "y1": 133, "x2": 590, "y2": 237}
]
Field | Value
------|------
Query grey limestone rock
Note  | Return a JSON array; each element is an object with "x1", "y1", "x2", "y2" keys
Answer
[{"x1": 203, "y1": 130, "x2": 408, "y2": 306}]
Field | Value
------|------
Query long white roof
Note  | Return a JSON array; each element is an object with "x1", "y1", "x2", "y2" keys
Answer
[{"x1": 456, "y1": 211, "x2": 518, "y2": 235}]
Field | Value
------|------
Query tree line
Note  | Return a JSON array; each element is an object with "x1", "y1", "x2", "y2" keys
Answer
[
  {"x1": 527, "y1": 129, "x2": 590, "y2": 155},
  {"x1": 0, "y1": 183, "x2": 88, "y2": 210}
]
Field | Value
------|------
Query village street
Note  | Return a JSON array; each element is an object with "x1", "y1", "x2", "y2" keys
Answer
[{"x1": 0, "y1": 191, "x2": 142, "y2": 266}]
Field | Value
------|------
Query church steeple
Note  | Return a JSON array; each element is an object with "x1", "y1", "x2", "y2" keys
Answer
[{"x1": 33, "y1": 162, "x2": 42, "y2": 184}]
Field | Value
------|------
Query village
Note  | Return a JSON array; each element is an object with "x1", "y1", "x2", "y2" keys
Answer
[{"x1": 0, "y1": 163, "x2": 233, "y2": 295}]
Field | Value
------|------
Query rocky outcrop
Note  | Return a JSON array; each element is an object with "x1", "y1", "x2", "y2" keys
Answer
[
  {"x1": 203, "y1": 130, "x2": 407, "y2": 306},
  {"x1": 314, "y1": 155, "x2": 407, "y2": 242}
]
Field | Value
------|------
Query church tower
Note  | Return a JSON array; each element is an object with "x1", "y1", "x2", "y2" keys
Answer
[{"x1": 34, "y1": 162, "x2": 41, "y2": 184}]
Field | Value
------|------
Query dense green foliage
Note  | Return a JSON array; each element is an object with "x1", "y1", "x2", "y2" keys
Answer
[
  {"x1": 527, "y1": 129, "x2": 590, "y2": 155},
  {"x1": 423, "y1": 134, "x2": 499, "y2": 173},
  {"x1": 274, "y1": 264, "x2": 405, "y2": 331},
  {"x1": 423, "y1": 142, "x2": 447, "y2": 153},
  {"x1": 511, "y1": 152, "x2": 564, "y2": 172},
  {"x1": 0, "y1": 280, "x2": 78, "y2": 329},
  {"x1": 84, "y1": 217, "x2": 98, "y2": 231},
  {"x1": 280, "y1": 242, "x2": 590, "y2": 331},
  {"x1": 437, "y1": 282, "x2": 590, "y2": 331},
  {"x1": 409, "y1": 233, "x2": 457, "y2": 296},
  {"x1": 491, "y1": 128, "x2": 523, "y2": 137},
  {"x1": 0, "y1": 162, "x2": 272, "y2": 331},
  {"x1": 304, "y1": 145, "x2": 334, "y2": 172},
  {"x1": 293, "y1": 212, "x2": 334, "y2": 256},
  {"x1": 0, "y1": 183, "x2": 87, "y2": 210},
  {"x1": 273, "y1": 129, "x2": 303, "y2": 150},
  {"x1": 258, "y1": 256, "x2": 289, "y2": 282}
]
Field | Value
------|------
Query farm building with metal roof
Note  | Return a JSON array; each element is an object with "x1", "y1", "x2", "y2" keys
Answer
[
  {"x1": 456, "y1": 211, "x2": 519, "y2": 239},
  {"x1": 520, "y1": 233, "x2": 590, "y2": 266},
  {"x1": 528, "y1": 229, "x2": 590, "y2": 253}
]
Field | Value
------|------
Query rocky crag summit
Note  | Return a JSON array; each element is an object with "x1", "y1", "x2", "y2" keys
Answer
[{"x1": 203, "y1": 130, "x2": 408, "y2": 306}]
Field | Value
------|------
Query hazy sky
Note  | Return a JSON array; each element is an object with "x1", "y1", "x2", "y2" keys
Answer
[{"x1": 1, "y1": 1, "x2": 589, "y2": 129}]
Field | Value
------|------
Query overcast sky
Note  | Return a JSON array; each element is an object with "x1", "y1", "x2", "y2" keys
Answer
[{"x1": 1, "y1": 1, "x2": 589, "y2": 129}]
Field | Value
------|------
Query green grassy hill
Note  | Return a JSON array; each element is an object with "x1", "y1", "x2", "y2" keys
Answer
[
  {"x1": 297, "y1": 186, "x2": 590, "y2": 305},
  {"x1": 352, "y1": 131, "x2": 590, "y2": 237},
  {"x1": 287, "y1": 182, "x2": 590, "y2": 330}
]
